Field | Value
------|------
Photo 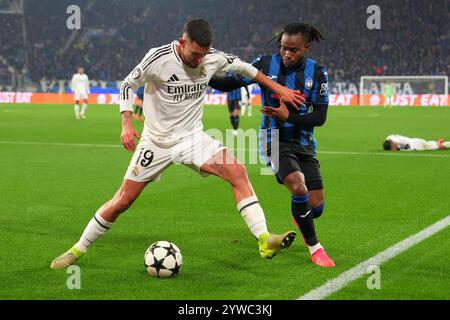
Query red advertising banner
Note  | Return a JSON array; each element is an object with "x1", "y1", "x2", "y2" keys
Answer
[{"x1": 1, "y1": 92, "x2": 449, "y2": 106}]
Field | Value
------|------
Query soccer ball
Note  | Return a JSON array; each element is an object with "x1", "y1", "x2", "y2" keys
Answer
[{"x1": 144, "y1": 241, "x2": 182, "y2": 278}]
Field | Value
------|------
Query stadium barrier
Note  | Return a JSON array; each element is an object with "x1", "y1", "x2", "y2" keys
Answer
[{"x1": 1, "y1": 92, "x2": 449, "y2": 106}]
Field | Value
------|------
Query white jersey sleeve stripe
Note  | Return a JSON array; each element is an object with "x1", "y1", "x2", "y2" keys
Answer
[
  {"x1": 125, "y1": 84, "x2": 131, "y2": 100},
  {"x1": 141, "y1": 44, "x2": 171, "y2": 67},
  {"x1": 142, "y1": 50, "x2": 171, "y2": 71}
]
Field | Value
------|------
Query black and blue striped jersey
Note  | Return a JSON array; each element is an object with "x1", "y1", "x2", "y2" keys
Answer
[
  {"x1": 225, "y1": 73, "x2": 242, "y2": 101},
  {"x1": 219, "y1": 54, "x2": 329, "y2": 157},
  {"x1": 227, "y1": 88, "x2": 242, "y2": 101}
]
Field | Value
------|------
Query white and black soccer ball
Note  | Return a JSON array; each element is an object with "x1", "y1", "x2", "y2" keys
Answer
[{"x1": 144, "y1": 241, "x2": 182, "y2": 278}]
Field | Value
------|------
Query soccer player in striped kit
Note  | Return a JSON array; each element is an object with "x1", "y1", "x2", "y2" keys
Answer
[{"x1": 210, "y1": 23, "x2": 335, "y2": 267}]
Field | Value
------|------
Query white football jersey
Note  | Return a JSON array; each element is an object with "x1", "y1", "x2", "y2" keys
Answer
[
  {"x1": 71, "y1": 73, "x2": 89, "y2": 94},
  {"x1": 388, "y1": 135, "x2": 441, "y2": 151},
  {"x1": 120, "y1": 41, "x2": 258, "y2": 147},
  {"x1": 387, "y1": 135, "x2": 412, "y2": 150}
]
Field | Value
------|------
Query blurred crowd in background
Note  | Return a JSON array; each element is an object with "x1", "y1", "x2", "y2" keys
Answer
[{"x1": 0, "y1": 0, "x2": 448, "y2": 91}]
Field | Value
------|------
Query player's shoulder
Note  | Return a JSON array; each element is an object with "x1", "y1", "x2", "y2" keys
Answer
[
  {"x1": 206, "y1": 48, "x2": 225, "y2": 56},
  {"x1": 205, "y1": 48, "x2": 237, "y2": 62},
  {"x1": 307, "y1": 57, "x2": 327, "y2": 70},
  {"x1": 143, "y1": 41, "x2": 177, "y2": 63},
  {"x1": 246, "y1": 54, "x2": 274, "y2": 71},
  {"x1": 307, "y1": 58, "x2": 328, "y2": 81},
  {"x1": 146, "y1": 42, "x2": 172, "y2": 54}
]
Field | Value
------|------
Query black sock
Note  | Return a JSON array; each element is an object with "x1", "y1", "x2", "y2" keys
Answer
[
  {"x1": 230, "y1": 115, "x2": 239, "y2": 130},
  {"x1": 291, "y1": 194, "x2": 318, "y2": 246},
  {"x1": 137, "y1": 106, "x2": 143, "y2": 116}
]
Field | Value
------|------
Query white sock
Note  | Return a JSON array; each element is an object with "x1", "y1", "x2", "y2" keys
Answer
[
  {"x1": 443, "y1": 142, "x2": 450, "y2": 148},
  {"x1": 74, "y1": 209, "x2": 113, "y2": 252},
  {"x1": 236, "y1": 195, "x2": 268, "y2": 239},
  {"x1": 308, "y1": 242, "x2": 323, "y2": 255},
  {"x1": 81, "y1": 104, "x2": 87, "y2": 115},
  {"x1": 74, "y1": 104, "x2": 80, "y2": 117}
]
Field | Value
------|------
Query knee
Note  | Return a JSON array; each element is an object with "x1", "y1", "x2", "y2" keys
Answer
[
  {"x1": 284, "y1": 173, "x2": 308, "y2": 196},
  {"x1": 286, "y1": 180, "x2": 308, "y2": 196},
  {"x1": 223, "y1": 163, "x2": 248, "y2": 185}
]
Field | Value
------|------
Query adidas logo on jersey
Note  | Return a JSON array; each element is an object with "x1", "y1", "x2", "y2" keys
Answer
[{"x1": 167, "y1": 74, "x2": 179, "y2": 82}]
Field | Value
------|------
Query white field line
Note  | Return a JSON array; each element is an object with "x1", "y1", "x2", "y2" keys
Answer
[
  {"x1": 297, "y1": 215, "x2": 450, "y2": 300},
  {"x1": 1, "y1": 140, "x2": 450, "y2": 158}
]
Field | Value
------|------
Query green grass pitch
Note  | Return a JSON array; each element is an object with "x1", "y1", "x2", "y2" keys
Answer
[{"x1": 0, "y1": 103, "x2": 449, "y2": 300}]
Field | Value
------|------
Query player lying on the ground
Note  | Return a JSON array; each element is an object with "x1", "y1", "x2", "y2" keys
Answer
[
  {"x1": 383, "y1": 135, "x2": 450, "y2": 151},
  {"x1": 51, "y1": 19, "x2": 306, "y2": 269},
  {"x1": 209, "y1": 22, "x2": 334, "y2": 267}
]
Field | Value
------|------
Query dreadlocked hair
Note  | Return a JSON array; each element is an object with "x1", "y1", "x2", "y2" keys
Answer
[{"x1": 269, "y1": 22, "x2": 324, "y2": 46}]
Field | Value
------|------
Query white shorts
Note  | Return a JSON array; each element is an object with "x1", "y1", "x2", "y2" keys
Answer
[
  {"x1": 124, "y1": 131, "x2": 226, "y2": 183},
  {"x1": 74, "y1": 92, "x2": 88, "y2": 101},
  {"x1": 410, "y1": 139, "x2": 438, "y2": 151}
]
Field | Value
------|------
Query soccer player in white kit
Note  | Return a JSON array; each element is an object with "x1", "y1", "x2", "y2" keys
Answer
[
  {"x1": 51, "y1": 19, "x2": 307, "y2": 269},
  {"x1": 383, "y1": 134, "x2": 450, "y2": 151},
  {"x1": 71, "y1": 67, "x2": 90, "y2": 119}
]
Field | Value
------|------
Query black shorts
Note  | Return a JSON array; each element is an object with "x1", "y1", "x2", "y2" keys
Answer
[
  {"x1": 270, "y1": 142, "x2": 323, "y2": 190},
  {"x1": 228, "y1": 100, "x2": 241, "y2": 113}
]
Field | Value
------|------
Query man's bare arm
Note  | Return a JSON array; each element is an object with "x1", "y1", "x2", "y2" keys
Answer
[{"x1": 121, "y1": 111, "x2": 140, "y2": 152}]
